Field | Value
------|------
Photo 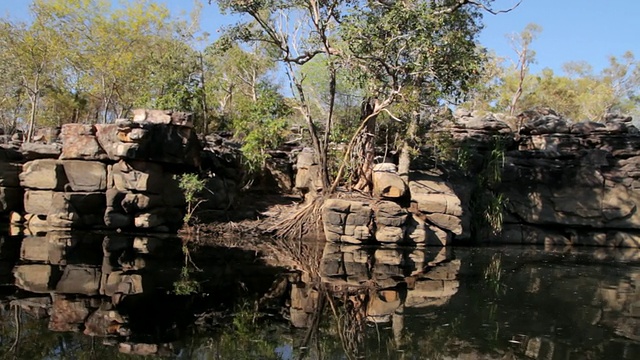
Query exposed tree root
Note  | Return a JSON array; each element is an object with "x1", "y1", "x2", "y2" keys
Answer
[{"x1": 267, "y1": 194, "x2": 326, "y2": 240}]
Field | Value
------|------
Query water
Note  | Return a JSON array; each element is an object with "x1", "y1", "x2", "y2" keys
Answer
[{"x1": 0, "y1": 230, "x2": 639, "y2": 359}]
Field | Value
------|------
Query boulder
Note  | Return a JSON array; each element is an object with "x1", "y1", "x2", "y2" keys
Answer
[
  {"x1": 372, "y1": 163, "x2": 407, "y2": 199},
  {"x1": 84, "y1": 305, "x2": 127, "y2": 337},
  {"x1": 132, "y1": 109, "x2": 194, "y2": 127},
  {"x1": 111, "y1": 160, "x2": 164, "y2": 194},
  {"x1": 121, "y1": 193, "x2": 163, "y2": 213},
  {"x1": 13, "y1": 264, "x2": 55, "y2": 293},
  {"x1": 94, "y1": 124, "x2": 121, "y2": 161},
  {"x1": 374, "y1": 201, "x2": 408, "y2": 227},
  {"x1": 322, "y1": 199, "x2": 373, "y2": 243},
  {"x1": 20, "y1": 142, "x2": 62, "y2": 160},
  {"x1": 56, "y1": 265, "x2": 101, "y2": 295},
  {"x1": 409, "y1": 174, "x2": 463, "y2": 217},
  {"x1": 425, "y1": 213, "x2": 463, "y2": 236},
  {"x1": 24, "y1": 190, "x2": 55, "y2": 215},
  {"x1": 295, "y1": 148, "x2": 323, "y2": 193},
  {"x1": 19, "y1": 234, "x2": 70, "y2": 265},
  {"x1": 409, "y1": 171, "x2": 469, "y2": 238},
  {"x1": 59, "y1": 124, "x2": 109, "y2": 160},
  {"x1": 61, "y1": 160, "x2": 107, "y2": 192},
  {"x1": 47, "y1": 192, "x2": 105, "y2": 228},
  {"x1": 375, "y1": 225, "x2": 405, "y2": 243},
  {"x1": 48, "y1": 296, "x2": 92, "y2": 332},
  {"x1": 366, "y1": 290, "x2": 401, "y2": 322},
  {"x1": 405, "y1": 280, "x2": 459, "y2": 307},
  {"x1": 20, "y1": 159, "x2": 67, "y2": 190},
  {"x1": 134, "y1": 211, "x2": 164, "y2": 229}
]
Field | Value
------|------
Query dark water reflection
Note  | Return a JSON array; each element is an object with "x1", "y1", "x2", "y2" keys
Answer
[{"x1": 0, "y1": 230, "x2": 639, "y2": 359}]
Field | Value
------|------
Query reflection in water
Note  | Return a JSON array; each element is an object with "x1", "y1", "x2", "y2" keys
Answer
[{"x1": 0, "y1": 231, "x2": 639, "y2": 359}]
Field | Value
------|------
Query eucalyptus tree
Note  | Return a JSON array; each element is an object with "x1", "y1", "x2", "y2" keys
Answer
[
  {"x1": 212, "y1": 0, "x2": 520, "y2": 195},
  {"x1": 0, "y1": 12, "x2": 63, "y2": 141},
  {"x1": 32, "y1": 0, "x2": 189, "y2": 123}
]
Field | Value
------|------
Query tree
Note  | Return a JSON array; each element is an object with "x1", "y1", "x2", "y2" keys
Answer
[
  {"x1": 336, "y1": 0, "x2": 492, "y2": 189},
  {"x1": 506, "y1": 22, "x2": 542, "y2": 116},
  {"x1": 214, "y1": 0, "x2": 346, "y2": 193},
  {"x1": 0, "y1": 13, "x2": 63, "y2": 141},
  {"x1": 483, "y1": 52, "x2": 640, "y2": 122},
  {"x1": 213, "y1": 0, "x2": 516, "y2": 196},
  {"x1": 203, "y1": 44, "x2": 275, "y2": 131}
]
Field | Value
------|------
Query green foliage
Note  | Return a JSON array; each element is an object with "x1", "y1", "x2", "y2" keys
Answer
[
  {"x1": 471, "y1": 137, "x2": 507, "y2": 239},
  {"x1": 428, "y1": 132, "x2": 472, "y2": 173},
  {"x1": 232, "y1": 82, "x2": 291, "y2": 172},
  {"x1": 177, "y1": 173, "x2": 207, "y2": 224},
  {"x1": 191, "y1": 301, "x2": 282, "y2": 359},
  {"x1": 464, "y1": 23, "x2": 640, "y2": 121},
  {"x1": 173, "y1": 265, "x2": 201, "y2": 295},
  {"x1": 340, "y1": 0, "x2": 487, "y2": 104},
  {"x1": 483, "y1": 253, "x2": 505, "y2": 297},
  {"x1": 0, "y1": 0, "x2": 213, "y2": 135}
]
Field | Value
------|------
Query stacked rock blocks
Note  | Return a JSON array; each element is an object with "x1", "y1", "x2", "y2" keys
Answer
[
  {"x1": 322, "y1": 162, "x2": 469, "y2": 245},
  {"x1": 19, "y1": 109, "x2": 199, "y2": 231}
]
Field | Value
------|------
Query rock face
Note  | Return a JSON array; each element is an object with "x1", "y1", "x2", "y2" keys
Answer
[
  {"x1": 10, "y1": 231, "x2": 184, "y2": 348},
  {"x1": 320, "y1": 108, "x2": 640, "y2": 247},
  {"x1": 320, "y1": 243, "x2": 460, "y2": 320},
  {"x1": 443, "y1": 108, "x2": 640, "y2": 247},
  {"x1": 495, "y1": 110, "x2": 640, "y2": 247},
  {"x1": 5, "y1": 110, "x2": 207, "y2": 231},
  {"x1": 321, "y1": 167, "x2": 467, "y2": 245},
  {"x1": 0, "y1": 147, "x2": 24, "y2": 215}
]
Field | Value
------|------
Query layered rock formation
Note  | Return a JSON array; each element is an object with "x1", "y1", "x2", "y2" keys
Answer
[
  {"x1": 321, "y1": 107, "x2": 640, "y2": 247},
  {"x1": 9, "y1": 110, "x2": 201, "y2": 231},
  {"x1": 445, "y1": 108, "x2": 640, "y2": 247},
  {"x1": 500, "y1": 112, "x2": 640, "y2": 247},
  {"x1": 285, "y1": 244, "x2": 460, "y2": 329},
  {"x1": 321, "y1": 163, "x2": 470, "y2": 245},
  {"x1": 0, "y1": 147, "x2": 23, "y2": 215},
  {"x1": 7, "y1": 231, "x2": 184, "y2": 355}
]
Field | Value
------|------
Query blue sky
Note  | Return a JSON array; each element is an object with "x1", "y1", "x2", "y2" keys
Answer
[{"x1": 2, "y1": 0, "x2": 639, "y2": 75}]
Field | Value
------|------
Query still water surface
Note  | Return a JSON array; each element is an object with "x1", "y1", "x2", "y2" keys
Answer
[{"x1": 0, "y1": 230, "x2": 639, "y2": 359}]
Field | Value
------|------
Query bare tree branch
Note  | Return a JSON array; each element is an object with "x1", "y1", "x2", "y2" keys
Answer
[{"x1": 433, "y1": 0, "x2": 523, "y2": 16}]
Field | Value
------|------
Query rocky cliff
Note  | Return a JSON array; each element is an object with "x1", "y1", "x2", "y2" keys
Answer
[
  {"x1": 0, "y1": 110, "x2": 247, "y2": 233},
  {"x1": 320, "y1": 108, "x2": 640, "y2": 247},
  {"x1": 444, "y1": 108, "x2": 640, "y2": 247}
]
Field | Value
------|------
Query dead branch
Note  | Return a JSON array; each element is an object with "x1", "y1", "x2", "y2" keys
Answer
[{"x1": 433, "y1": 0, "x2": 523, "y2": 15}]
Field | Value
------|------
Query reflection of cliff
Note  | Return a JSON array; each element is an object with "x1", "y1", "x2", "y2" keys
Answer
[
  {"x1": 320, "y1": 243, "x2": 460, "y2": 311},
  {"x1": 598, "y1": 269, "x2": 640, "y2": 342},
  {"x1": 445, "y1": 247, "x2": 640, "y2": 360},
  {"x1": 8, "y1": 232, "x2": 186, "y2": 355},
  {"x1": 1, "y1": 231, "x2": 287, "y2": 357},
  {"x1": 288, "y1": 246, "x2": 640, "y2": 359}
]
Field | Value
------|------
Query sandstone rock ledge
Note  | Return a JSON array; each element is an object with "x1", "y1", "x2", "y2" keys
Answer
[
  {"x1": 5, "y1": 109, "x2": 201, "y2": 232},
  {"x1": 322, "y1": 164, "x2": 469, "y2": 245}
]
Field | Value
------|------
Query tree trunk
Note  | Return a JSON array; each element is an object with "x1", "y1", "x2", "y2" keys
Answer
[
  {"x1": 398, "y1": 112, "x2": 419, "y2": 183},
  {"x1": 198, "y1": 52, "x2": 209, "y2": 135},
  {"x1": 353, "y1": 98, "x2": 377, "y2": 191},
  {"x1": 26, "y1": 72, "x2": 41, "y2": 143}
]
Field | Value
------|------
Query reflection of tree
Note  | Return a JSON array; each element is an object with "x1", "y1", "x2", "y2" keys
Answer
[
  {"x1": 189, "y1": 301, "x2": 286, "y2": 360},
  {"x1": 326, "y1": 290, "x2": 367, "y2": 360}
]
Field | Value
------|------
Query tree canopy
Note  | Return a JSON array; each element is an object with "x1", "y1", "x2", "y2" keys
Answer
[{"x1": 463, "y1": 23, "x2": 640, "y2": 123}]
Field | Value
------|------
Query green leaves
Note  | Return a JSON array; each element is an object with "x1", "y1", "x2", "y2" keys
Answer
[{"x1": 340, "y1": 0, "x2": 486, "y2": 104}]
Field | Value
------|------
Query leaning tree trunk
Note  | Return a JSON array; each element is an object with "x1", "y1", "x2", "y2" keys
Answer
[
  {"x1": 398, "y1": 111, "x2": 420, "y2": 183},
  {"x1": 352, "y1": 98, "x2": 378, "y2": 191}
]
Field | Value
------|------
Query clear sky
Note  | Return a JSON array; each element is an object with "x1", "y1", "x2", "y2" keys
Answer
[
  {"x1": 479, "y1": 0, "x2": 640, "y2": 73},
  {"x1": 2, "y1": 0, "x2": 639, "y2": 75}
]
